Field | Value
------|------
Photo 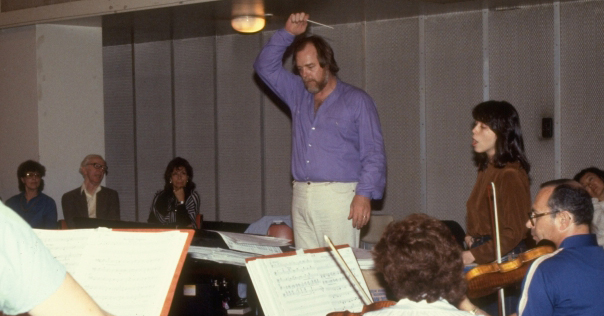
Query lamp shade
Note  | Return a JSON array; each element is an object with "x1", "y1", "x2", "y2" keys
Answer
[{"x1": 231, "y1": 15, "x2": 265, "y2": 33}]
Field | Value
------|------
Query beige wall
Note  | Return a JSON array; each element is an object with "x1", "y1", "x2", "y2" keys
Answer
[{"x1": 0, "y1": 18, "x2": 104, "y2": 220}]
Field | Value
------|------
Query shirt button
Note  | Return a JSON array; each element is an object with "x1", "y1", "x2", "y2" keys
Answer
[
  {"x1": 311, "y1": 127, "x2": 316, "y2": 130},
  {"x1": 308, "y1": 144, "x2": 312, "y2": 147},
  {"x1": 306, "y1": 160, "x2": 310, "y2": 163}
]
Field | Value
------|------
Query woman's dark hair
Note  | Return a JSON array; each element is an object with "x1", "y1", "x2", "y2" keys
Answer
[
  {"x1": 373, "y1": 213, "x2": 466, "y2": 305},
  {"x1": 472, "y1": 100, "x2": 530, "y2": 173},
  {"x1": 292, "y1": 35, "x2": 339, "y2": 76},
  {"x1": 17, "y1": 160, "x2": 46, "y2": 192},
  {"x1": 573, "y1": 167, "x2": 604, "y2": 183},
  {"x1": 163, "y1": 157, "x2": 196, "y2": 193}
]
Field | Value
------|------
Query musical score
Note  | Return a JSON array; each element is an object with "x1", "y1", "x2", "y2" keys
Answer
[{"x1": 246, "y1": 246, "x2": 370, "y2": 316}]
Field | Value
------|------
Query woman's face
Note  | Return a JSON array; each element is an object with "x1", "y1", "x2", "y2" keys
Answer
[
  {"x1": 579, "y1": 172, "x2": 604, "y2": 201},
  {"x1": 472, "y1": 121, "x2": 497, "y2": 158},
  {"x1": 170, "y1": 166, "x2": 188, "y2": 191},
  {"x1": 21, "y1": 171, "x2": 41, "y2": 192}
]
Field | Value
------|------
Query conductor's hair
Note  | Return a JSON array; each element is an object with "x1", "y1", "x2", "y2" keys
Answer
[{"x1": 292, "y1": 35, "x2": 339, "y2": 76}]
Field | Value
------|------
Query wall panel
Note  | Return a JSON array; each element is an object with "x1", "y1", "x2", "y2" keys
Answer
[
  {"x1": 366, "y1": 18, "x2": 421, "y2": 219},
  {"x1": 173, "y1": 37, "x2": 217, "y2": 221},
  {"x1": 560, "y1": 1, "x2": 604, "y2": 177},
  {"x1": 425, "y1": 11, "x2": 483, "y2": 226},
  {"x1": 134, "y1": 41, "x2": 174, "y2": 218},
  {"x1": 216, "y1": 34, "x2": 263, "y2": 223},
  {"x1": 489, "y1": 5, "x2": 555, "y2": 195},
  {"x1": 104, "y1": 44, "x2": 137, "y2": 221}
]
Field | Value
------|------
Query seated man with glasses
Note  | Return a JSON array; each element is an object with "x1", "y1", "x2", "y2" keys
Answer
[
  {"x1": 518, "y1": 179, "x2": 604, "y2": 316},
  {"x1": 61, "y1": 154, "x2": 120, "y2": 228}
]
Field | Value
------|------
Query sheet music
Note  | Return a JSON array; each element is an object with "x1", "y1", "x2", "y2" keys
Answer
[
  {"x1": 34, "y1": 228, "x2": 96, "y2": 272},
  {"x1": 188, "y1": 246, "x2": 255, "y2": 266},
  {"x1": 35, "y1": 228, "x2": 188, "y2": 316},
  {"x1": 212, "y1": 231, "x2": 287, "y2": 255},
  {"x1": 246, "y1": 246, "x2": 367, "y2": 316}
]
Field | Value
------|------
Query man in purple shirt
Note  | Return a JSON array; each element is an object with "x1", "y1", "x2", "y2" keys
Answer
[{"x1": 254, "y1": 12, "x2": 386, "y2": 249}]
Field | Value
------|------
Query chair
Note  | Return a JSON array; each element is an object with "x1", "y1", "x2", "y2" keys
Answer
[
  {"x1": 441, "y1": 220, "x2": 466, "y2": 249},
  {"x1": 360, "y1": 214, "x2": 394, "y2": 249},
  {"x1": 195, "y1": 214, "x2": 203, "y2": 229},
  {"x1": 57, "y1": 219, "x2": 68, "y2": 229}
]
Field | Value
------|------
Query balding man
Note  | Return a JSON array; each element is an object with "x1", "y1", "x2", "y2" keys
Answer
[
  {"x1": 518, "y1": 179, "x2": 604, "y2": 316},
  {"x1": 61, "y1": 154, "x2": 120, "y2": 227}
]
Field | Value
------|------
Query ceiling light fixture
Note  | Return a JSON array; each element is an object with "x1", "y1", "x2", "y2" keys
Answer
[{"x1": 231, "y1": 15, "x2": 266, "y2": 33}]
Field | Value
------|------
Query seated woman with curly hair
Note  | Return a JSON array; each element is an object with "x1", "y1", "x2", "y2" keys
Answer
[
  {"x1": 366, "y1": 213, "x2": 487, "y2": 315},
  {"x1": 148, "y1": 157, "x2": 200, "y2": 228}
]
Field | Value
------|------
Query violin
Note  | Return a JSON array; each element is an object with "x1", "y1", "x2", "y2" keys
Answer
[
  {"x1": 326, "y1": 300, "x2": 397, "y2": 316},
  {"x1": 465, "y1": 243, "x2": 555, "y2": 298}
]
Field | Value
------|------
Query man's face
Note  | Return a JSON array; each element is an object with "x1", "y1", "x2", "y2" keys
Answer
[
  {"x1": 82, "y1": 157, "x2": 107, "y2": 186},
  {"x1": 295, "y1": 44, "x2": 329, "y2": 94},
  {"x1": 579, "y1": 172, "x2": 604, "y2": 201},
  {"x1": 526, "y1": 186, "x2": 556, "y2": 243}
]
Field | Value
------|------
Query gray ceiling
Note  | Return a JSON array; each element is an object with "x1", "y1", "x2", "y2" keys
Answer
[{"x1": 102, "y1": 0, "x2": 579, "y2": 45}]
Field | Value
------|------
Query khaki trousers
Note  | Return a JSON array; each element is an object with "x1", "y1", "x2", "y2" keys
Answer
[{"x1": 291, "y1": 181, "x2": 359, "y2": 249}]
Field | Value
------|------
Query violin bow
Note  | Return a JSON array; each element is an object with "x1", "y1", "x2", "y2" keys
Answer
[
  {"x1": 324, "y1": 235, "x2": 373, "y2": 305},
  {"x1": 490, "y1": 182, "x2": 506, "y2": 315}
]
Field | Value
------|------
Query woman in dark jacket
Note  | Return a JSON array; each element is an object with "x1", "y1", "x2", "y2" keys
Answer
[{"x1": 148, "y1": 157, "x2": 200, "y2": 228}]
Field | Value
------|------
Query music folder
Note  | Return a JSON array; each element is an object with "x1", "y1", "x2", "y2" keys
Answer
[
  {"x1": 34, "y1": 227, "x2": 194, "y2": 316},
  {"x1": 245, "y1": 244, "x2": 370, "y2": 316}
]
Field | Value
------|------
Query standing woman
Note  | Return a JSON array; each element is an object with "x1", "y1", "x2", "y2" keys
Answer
[
  {"x1": 148, "y1": 157, "x2": 200, "y2": 228},
  {"x1": 5, "y1": 160, "x2": 58, "y2": 229},
  {"x1": 463, "y1": 101, "x2": 531, "y2": 266}
]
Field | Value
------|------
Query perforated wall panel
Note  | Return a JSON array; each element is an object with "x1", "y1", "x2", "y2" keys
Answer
[
  {"x1": 489, "y1": 5, "x2": 555, "y2": 196},
  {"x1": 173, "y1": 37, "x2": 217, "y2": 221},
  {"x1": 103, "y1": 44, "x2": 137, "y2": 221},
  {"x1": 216, "y1": 34, "x2": 263, "y2": 223},
  {"x1": 259, "y1": 31, "x2": 294, "y2": 217},
  {"x1": 312, "y1": 23, "x2": 365, "y2": 89},
  {"x1": 134, "y1": 41, "x2": 174, "y2": 218},
  {"x1": 425, "y1": 11, "x2": 483, "y2": 226},
  {"x1": 560, "y1": 1, "x2": 604, "y2": 177},
  {"x1": 366, "y1": 18, "x2": 421, "y2": 219}
]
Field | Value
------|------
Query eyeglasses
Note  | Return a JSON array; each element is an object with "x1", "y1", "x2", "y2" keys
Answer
[
  {"x1": 25, "y1": 172, "x2": 41, "y2": 179},
  {"x1": 528, "y1": 211, "x2": 555, "y2": 226},
  {"x1": 87, "y1": 163, "x2": 108, "y2": 174}
]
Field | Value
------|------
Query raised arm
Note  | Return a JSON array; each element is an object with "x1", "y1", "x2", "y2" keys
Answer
[{"x1": 253, "y1": 13, "x2": 309, "y2": 108}]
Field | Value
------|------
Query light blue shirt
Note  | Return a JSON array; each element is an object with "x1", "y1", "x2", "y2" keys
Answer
[{"x1": 0, "y1": 201, "x2": 66, "y2": 315}]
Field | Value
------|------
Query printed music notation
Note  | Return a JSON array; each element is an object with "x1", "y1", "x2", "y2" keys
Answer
[
  {"x1": 246, "y1": 246, "x2": 370, "y2": 316},
  {"x1": 34, "y1": 228, "x2": 190, "y2": 316}
]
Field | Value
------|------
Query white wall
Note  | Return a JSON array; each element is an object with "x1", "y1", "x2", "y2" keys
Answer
[
  {"x1": 0, "y1": 25, "x2": 38, "y2": 201},
  {"x1": 0, "y1": 18, "x2": 104, "y2": 220}
]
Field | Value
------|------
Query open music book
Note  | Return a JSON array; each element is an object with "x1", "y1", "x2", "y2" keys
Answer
[
  {"x1": 34, "y1": 227, "x2": 194, "y2": 316},
  {"x1": 245, "y1": 245, "x2": 370, "y2": 316}
]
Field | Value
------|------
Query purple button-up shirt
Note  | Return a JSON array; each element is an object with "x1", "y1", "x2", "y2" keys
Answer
[{"x1": 254, "y1": 29, "x2": 386, "y2": 199}]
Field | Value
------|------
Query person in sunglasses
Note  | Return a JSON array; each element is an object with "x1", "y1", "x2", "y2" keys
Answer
[
  {"x1": 61, "y1": 154, "x2": 120, "y2": 228},
  {"x1": 5, "y1": 160, "x2": 57, "y2": 229}
]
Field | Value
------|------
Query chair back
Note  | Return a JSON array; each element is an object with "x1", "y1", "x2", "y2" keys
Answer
[{"x1": 360, "y1": 215, "x2": 394, "y2": 247}]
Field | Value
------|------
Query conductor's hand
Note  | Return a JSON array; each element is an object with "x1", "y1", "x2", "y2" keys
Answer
[
  {"x1": 285, "y1": 12, "x2": 309, "y2": 36},
  {"x1": 349, "y1": 195, "x2": 371, "y2": 229}
]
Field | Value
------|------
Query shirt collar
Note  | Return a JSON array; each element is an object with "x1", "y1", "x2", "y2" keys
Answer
[
  {"x1": 80, "y1": 183, "x2": 102, "y2": 196},
  {"x1": 559, "y1": 234, "x2": 598, "y2": 249}
]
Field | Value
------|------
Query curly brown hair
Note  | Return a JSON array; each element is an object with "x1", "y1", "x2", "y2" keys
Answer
[{"x1": 373, "y1": 213, "x2": 466, "y2": 305}]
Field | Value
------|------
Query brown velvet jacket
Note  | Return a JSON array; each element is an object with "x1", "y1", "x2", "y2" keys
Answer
[{"x1": 466, "y1": 161, "x2": 530, "y2": 264}]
